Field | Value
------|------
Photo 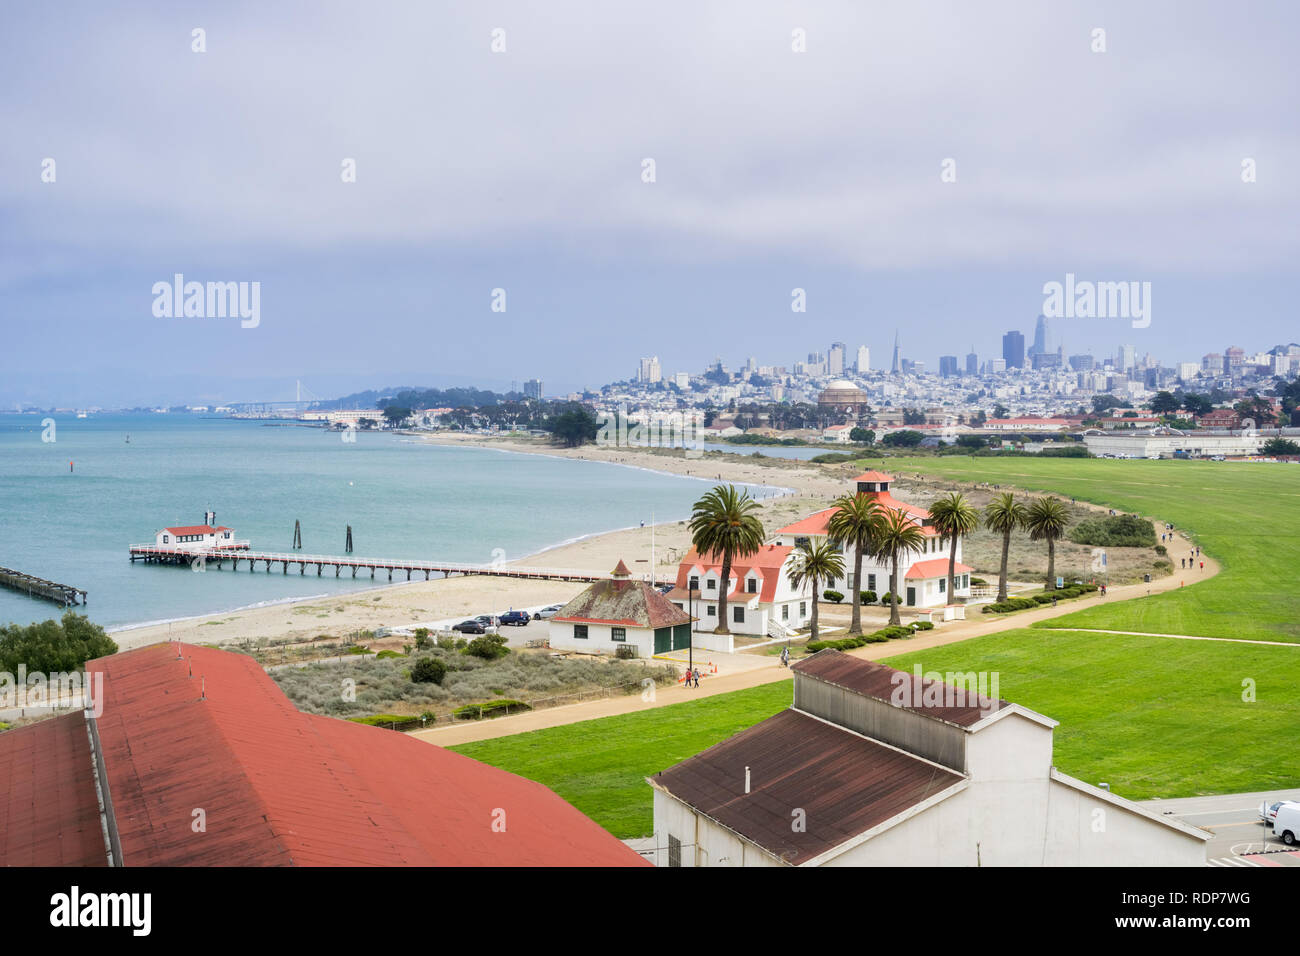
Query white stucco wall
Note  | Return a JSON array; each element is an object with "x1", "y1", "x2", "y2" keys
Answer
[{"x1": 548, "y1": 621, "x2": 655, "y2": 657}]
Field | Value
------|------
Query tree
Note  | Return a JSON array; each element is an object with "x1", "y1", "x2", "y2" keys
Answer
[
  {"x1": 994, "y1": 403, "x2": 1010, "y2": 419},
  {"x1": 956, "y1": 434, "x2": 987, "y2": 450},
  {"x1": 546, "y1": 407, "x2": 598, "y2": 447},
  {"x1": 827, "y1": 494, "x2": 884, "y2": 634},
  {"x1": 903, "y1": 407, "x2": 926, "y2": 426},
  {"x1": 688, "y1": 485, "x2": 766, "y2": 634},
  {"x1": 928, "y1": 493, "x2": 979, "y2": 603},
  {"x1": 984, "y1": 492, "x2": 1028, "y2": 602},
  {"x1": 786, "y1": 540, "x2": 844, "y2": 641},
  {"x1": 0, "y1": 612, "x2": 118, "y2": 674},
  {"x1": 381, "y1": 405, "x2": 413, "y2": 427},
  {"x1": 1181, "y1": 393, "x2": 1214, "y2": 417},
  {"x1": 1025, "y1": 496, "x2": 1071, "y2": 590},
  {"x1": 882, "y1": 430, "x2": 924, "y2": 447},
  {"x1": 849, "y1": 427, "x2": 875, "y2": 444},
  {"x1": 1149, "y1": 391, "x2": 1180, "y2": 415},
  {"x1": 1263, "y1": 437, "x2": 1300, "y2": 455},
  {"x1": 874, "y1": 508, "x2": 925, "y2": 626}
]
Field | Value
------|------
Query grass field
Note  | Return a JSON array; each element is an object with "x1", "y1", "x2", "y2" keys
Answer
[
  {"x1": 452, "y1": 682, "x2": 791, "y2": 838},
  {"x1": 881, "y1": 456, "x2": 1300, "y2": 642}
]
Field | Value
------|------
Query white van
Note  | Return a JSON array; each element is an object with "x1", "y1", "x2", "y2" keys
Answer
[{"x1": 1273, "y1": 803, "x2": 1300, "y2": 846}]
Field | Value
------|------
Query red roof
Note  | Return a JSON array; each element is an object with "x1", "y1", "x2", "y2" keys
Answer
[
  {"x1": 851, "y1": 471, "x2": 893, "y2": 482},
  {"x1": 905, "y1": 558, "x2": 973, "y2": 580},
  {"x1": 163, "y1": 525, "x2": 231, "y2": 535},
  {"x1": 776, "y1": 494, "x2": 933, "y2": 537},
  {"x1": 73, "y1": 643, "x2": 646, "y2": 866},
  {"x1": 0, "y1": 713, "x2": 108, "y2": 866},
  {"x1": 675, "y1": 545, "x2": 794, "y2": 604}
]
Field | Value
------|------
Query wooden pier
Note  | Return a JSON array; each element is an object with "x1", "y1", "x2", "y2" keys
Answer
[
  {"x1": 128, "y1": 545, "x2": 604, "y2": 584},
  {"x1": 0, "y1": 566, "x2": 87, "y2": 606}
]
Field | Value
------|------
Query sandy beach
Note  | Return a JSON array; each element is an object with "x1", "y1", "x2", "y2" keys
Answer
[{"x1": 110, "y1": 435, "x2": 843, "y2": 651}]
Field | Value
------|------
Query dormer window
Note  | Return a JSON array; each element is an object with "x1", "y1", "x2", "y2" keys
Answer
[{"x1": 746, "y1": 578, "x2": 758, "y2": 593}]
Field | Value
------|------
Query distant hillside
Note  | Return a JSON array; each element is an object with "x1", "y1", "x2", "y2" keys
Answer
[{"x1": 321, "y1": 385, "x2": 514, "y2": 410}]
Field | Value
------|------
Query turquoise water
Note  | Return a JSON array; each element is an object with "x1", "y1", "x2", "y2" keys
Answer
[{"x1": 0, "y1": 415, "x2": 780, "y2": 630}]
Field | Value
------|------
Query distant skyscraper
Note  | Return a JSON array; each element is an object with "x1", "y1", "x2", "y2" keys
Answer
[
  {"x1": 891, "y1": 331, "x2": 901, "y2": 374},
  {"x1": 637, "y1": 356, "x2": 662, "y2": 384},
  {"x1": 965, "y1": 348, "x2": 978, "y2": 376},
  {"x1": 1030, "y1": 315, "x2": 1051, "y2": 357},
  {"x1": 828, "y1": 342, "x2": 846, "y2": 376},
  {"x1": 1117, "y1": 344, "x2": 1136, "y2": 373},
  {"x1": 1201, "y1": 352, "x2": 1223, "y2": 373},
  {"x1": 1002, "y1": 331, "x2": 1025, "y2": 369},
  {"x1": 1069, "y1": 354, "x2": 1094, "y2": 372},
  {"x1": 939, "y1": 355, "x2": 958, "y2": 377},
  {"x1": 855, "y1": 345, "x2": 870, "y2": 373},
  {"x1": 523, "y1": 378, "x2": 543, "y2": 399},
  {"x1": 674, "y1": 371, "x2": 690, "y2": 389}
]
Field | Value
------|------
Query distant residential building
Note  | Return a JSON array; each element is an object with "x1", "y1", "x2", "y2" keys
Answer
[
  {"x1": 1176, "y1": 363, "x2": 1199, "y2": 383},
  {"x1": 523, "y1": 378, "x2": 543, "y2": 399},
  {"x1": 856, "y1": 345, "x2": 871, "y2": 373},
  {"x1": 666, "y1": 544, "x2": 811, "y2": 645},
  {"x1": 983, "y1": 417, "x2": 1071, "y2": 432},
  {"x1": 637, "y1": 357, "x2": 662, "y2": 384},
  {"x1": 1201, "y1": 353, "x2": 1223, "y2": 373},
  {"x1": 1002, "y1": 331, "x2": 1025, "y2": 369},
  {"x1": 821, "y1": 423, "x2": 855, "y2": 443},
  {"x1": 985, "y1": 358, "x2": 1007, "y2": 374},
  {"x1": 828, "y1": 342, "x2": 846, "y2": 376}
]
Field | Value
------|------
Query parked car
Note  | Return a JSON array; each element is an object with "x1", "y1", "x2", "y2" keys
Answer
[
  {"x1": 474, "y1": 614, "x2": 500, "y2": 631},
  {"x1": 451, "y1": 620, "x2": 486, "y2": 634},
  {"x1": 533, "y1": 604, "x2": 564, "y2": 620},
  {"x1": 499, "y1": 610, "x2": 531, "y2": 627},
  {"x1": 1259, "y1": 800, "x2": 1299, "y2": 827},
  {"x1": 1274, "y1": 803, "x2": 1300, "y2": 846}
]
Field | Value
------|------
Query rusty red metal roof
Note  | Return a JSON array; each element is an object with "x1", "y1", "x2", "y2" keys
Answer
[
  {"x1": 792, "y1": 650, "x2": 1007, "y2": 727},
  {"x1": 0, "y1": 712, "x2": 107, "y2": 866},
  {"x1": 552, "y1": 578, "x2": 690, "y2": 630},
  {"x1": 651, "y1": 708, "x2": 964, "y2": 864},
  {"x1": 84, "y1": 643, "x2": 646, "y2": 866}
]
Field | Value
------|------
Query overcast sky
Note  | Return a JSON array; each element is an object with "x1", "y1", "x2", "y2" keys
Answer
[{"x1": 1, "y1": 0, "x2": 1295, "y2": 406}]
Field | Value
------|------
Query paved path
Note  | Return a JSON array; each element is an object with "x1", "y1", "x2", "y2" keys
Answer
[
  {"x1": 412, "y1": 521, "x2": 1222, "y2": 748},
  {"x1": 1139, "y1": 789, "x2": 1300, "y2": 865}
]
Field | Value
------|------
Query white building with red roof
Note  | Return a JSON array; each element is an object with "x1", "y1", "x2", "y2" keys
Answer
[
  {"x1": 770, "y1": 471, "x2": 972, "y2": 610},
  {"x1": 665, "y1": 542, "x2": 812, "y2": 645},
  {"x1": 153, "y1": 511, "x2": 242, "y2": 551},
  {"x1": 549, "y1": 560, "x2": 694, "y2": 657}
]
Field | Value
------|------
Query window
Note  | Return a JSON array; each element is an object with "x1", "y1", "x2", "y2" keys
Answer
[
  {"x1": 867, "y1": 573, "x2": 876, "y2": 591},
  {"x1": 668, "y1": 835, "x2": 682, "y2": 868},
  {"x1": 574, "y1": 624, "x2": 588, "y2": 640},
  {"x1": 162, "y1": 535, "x2": 169, "y2": 543},
  {"x1": 689, "y1": 575, "x2": 699, "y2": 591},
  {"x1": 223, "y1": 531, "x2": 230, "y2": 539},
  {"x1": 611, "y1": 627, "x2": 626, "y2": 642},
  {"x1": 746, "y1": 578, "x2": 757, "y2": 593},
  {"x1": 706, "y1": 605, "x2": 716, "y2": 616},
  {"x1": 782, "y1": 604, "x2": 789, "y2": 621},
  {"x1": 799, "y1": 601, "x2": 807, "y2": 616},
  {"x1": 706, "y1": 578, "x2": 716, "y2": 590},
  {"x1": 939, "y1": 578, "x2": 946, "y2": 593},
  {"x1": 733, "y1": 606, "x2": 744, "y2": 623}
]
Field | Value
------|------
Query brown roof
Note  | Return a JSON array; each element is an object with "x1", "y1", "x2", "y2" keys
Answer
[
  {"x1": 553, "y1": 578, "x2": 691, "y2": 629},
  {"x1": 793, "y1": 651, "x2": 1007, "y2": 728},
  {"x1": 651, "y1": 709, "x2": 964, "y2": 864}
]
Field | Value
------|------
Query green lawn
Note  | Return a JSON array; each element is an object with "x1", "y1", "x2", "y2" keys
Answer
[
  {"x1": 452, "y1": 681, "x2": 791, "y2": 838},
  {"x1": 881, "y1": 456, "x2": 1300, "y2": 642},
  {"x1": 883, "y1": 628, "x2": 1300, "y2": 800}
]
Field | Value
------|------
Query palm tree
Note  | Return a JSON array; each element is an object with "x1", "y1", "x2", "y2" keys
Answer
[
  {"x1": 1025, "y1": 496, "x2": 1071, "y2": 590},
  {"x1": 786, "y1": 539, "x2": 845, "y2": 641},
  {"x1": 984, "y1": 492, "x2": 1028, "y2": 601},
  {"x1": 688, "y1": 484, "x2": 766, "y2": 634},
  {"x1": 827, "y1": 494, "x2": 884, "y2": 635},
  {"x1": 874, "y1": 508, "x2": 926, "y2": 626},
  {"x1": 928, "y1": 492, "x2": 979, "y2": 604}
]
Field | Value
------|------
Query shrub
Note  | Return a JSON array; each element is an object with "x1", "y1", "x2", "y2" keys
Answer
[
  {"x1": 970, "y1": 577, "x2": 987, "y2": 586},
  {"x1": 912, "y1": 621, "x2": 935, "y2": 631},
  {"x1": 0, "y1": 612, "x2": 118, "y2": 674},
  {"x1": 465, "y1": 634, "x2": 510, "y2": 660},
  {"x1": 413, "y1": 628, "x2": 432, "y2": 650},
  {"x1": 345, "y1": 645, "x2": 369, "y2": 655},
  {"x1": 1154, "y1": 545, "x2": 1167, "y2": 556},
  {"x1": 614, "y1": 645, "x2": 637, "y2": 660},
  {"x1": 859, "y1": 591, "x2": 877, "y2": 605},
  {"x1": 375, "y1": 649, "x2": 404, "y2": 660},
  {"x1": 453, "y1": 699, "x2": 531, "y2": 720},
  {"x1": 1069, "y1": 514, "x2": 1156, "y2": 548},
  {"x1": 880, "y1": 592, "x2": 893, "y2": 605},
  {"x1": 823, "y1": 590, "x2": 845, "y2": 604},
  {"x1": 410, "y1": 656, "x2": 447, "y2": 685}
]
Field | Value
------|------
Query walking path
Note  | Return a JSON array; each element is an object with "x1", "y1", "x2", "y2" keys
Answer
[{"x1": 413, "y1": 523, "x2": 1222, "y2": 748}]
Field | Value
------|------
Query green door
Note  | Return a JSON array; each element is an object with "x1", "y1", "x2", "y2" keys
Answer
[
  {"x1": 906, "y1": 586, "x2": 917, "y2": 606},
  {"x1": 654, "y1": 627, "x2": 672, "y2": 654},
  {"x1": 672, "y1": 623, "x2": 692, "y2": 650}
]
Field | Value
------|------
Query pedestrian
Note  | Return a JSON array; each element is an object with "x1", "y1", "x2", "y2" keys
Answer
[
  {"x1": 1051, "y1": 596, "x2": 1057, "y2": 608},
  {"x1": 1200, "y1": 561, "x2": 1204, "y2": 570},
  {"x1": 694, "y1": 668, "x2": 701, "y2": 687}
]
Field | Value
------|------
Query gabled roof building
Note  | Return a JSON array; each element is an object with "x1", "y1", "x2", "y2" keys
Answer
[{"x1": 549, "y1": 560, "x2": 693, "y2": 657}]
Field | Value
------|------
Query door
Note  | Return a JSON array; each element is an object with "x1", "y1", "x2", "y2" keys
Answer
[
  {"x1": 654, "y1": 627, "x2": 672, "y2": 654},
  {"x1": 906, "y1": 586, "x2": 916, "y2": 606},
  {"x1": 671, "y1": 623, "x2": 692, "y2": 650}
]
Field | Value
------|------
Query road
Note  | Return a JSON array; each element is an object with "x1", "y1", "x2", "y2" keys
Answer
[{"x1": 1139, "y1": 789, "x2": 1300, "y2": 867}]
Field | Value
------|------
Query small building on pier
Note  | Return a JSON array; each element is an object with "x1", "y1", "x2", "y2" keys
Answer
[{"x1": 154, "y1": 511, "x2": 240, "y2": 551}]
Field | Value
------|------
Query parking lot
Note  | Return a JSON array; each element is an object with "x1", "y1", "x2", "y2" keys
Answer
[{"x1": 1139, "y1": 789, "x2": 1300, "y2": 867}]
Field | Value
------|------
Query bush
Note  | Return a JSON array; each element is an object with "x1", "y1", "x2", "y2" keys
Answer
[
  {"x1": 465, "y1": 634, "x2": 510, "y2": 660},
  {"x1": 454, "y1": 699, "x2": 532, "y2": 720},
  {"x1": 880, "y1": 592, "x2": 894, "y2": 605},
  {"x1": 912, "y1": 621, "x2": 935, "y2": 631},
  {"x1": 413, "y1": 627, "x2": 432, "y2": 650},
  {"x1": 1069, "y1": 514, "x2": 1156, "y2": 548},
  {"x1": 1154, "y1": 545, "x2": 1167, "y2": 556},
  {"x1": 859, "y1": 591, "x2": 877, "y2": 605},
  {"x1": 0, "y1": 612, "x2": 118, "y2": 674},
  {"x1": 823, "y1": 590, "x2": 845, "y2": 604},
  {"x1": 375, "y1": 649, "x2": 404, "y2": 660},
  {"x1": 970, "y1": 577, "x2": 987, "y2": 586},
  {"x1": 614, "y1": 645, "x2": 637, "y2": 660},
  {"x1": 410, "y1": 656, "x2": 447, "y2": 685}
]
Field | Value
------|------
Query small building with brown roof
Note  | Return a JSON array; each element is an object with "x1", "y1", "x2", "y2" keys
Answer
[
  {"x1": 549, "y1": 560, "x2": 693, "y2": 657},
  {"x1": 647, "y1": 650, "x2": 1209, "y2": 867}
]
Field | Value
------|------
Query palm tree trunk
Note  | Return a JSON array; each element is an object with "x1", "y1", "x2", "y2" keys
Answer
[
  {"x1": 1047, "y1": 538, "x2": 1056, "y2": 590},
  {"x1": 998, "y1": 531, "x2": 1011, "y2": 601},
  {"x1": 889, "y1": 556, "x2": 900, "y2": 626},
  {"x1": 716, "y1": 552, "x2": 731, "y2": 634},
  {"x1": 850, "y1": 543, "x2": 864, "y2": 634},
  {"x1": 810, "y1": 574, "x2": 820, "y2": 640}
]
